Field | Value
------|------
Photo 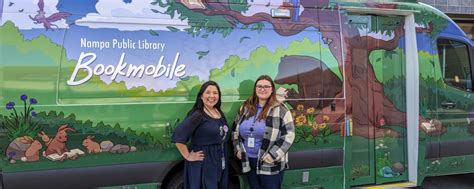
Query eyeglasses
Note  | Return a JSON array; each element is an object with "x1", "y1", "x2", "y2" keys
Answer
[{"x1": 256, "y1": 85, "x2": 272, "y2": 90}]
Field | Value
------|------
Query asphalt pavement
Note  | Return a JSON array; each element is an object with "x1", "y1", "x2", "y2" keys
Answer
[{"x1": 417, "y1": 173, "x2": 474, "y2": 189}]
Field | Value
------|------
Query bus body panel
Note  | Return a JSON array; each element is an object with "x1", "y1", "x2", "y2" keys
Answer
[{"x1": 0, "y1": 0, "x2": 473, "y2": 188}]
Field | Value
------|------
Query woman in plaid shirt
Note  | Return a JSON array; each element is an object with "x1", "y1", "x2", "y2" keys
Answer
[{"x1": 232, "y1": 75, "x2": 295, "y2": 189}]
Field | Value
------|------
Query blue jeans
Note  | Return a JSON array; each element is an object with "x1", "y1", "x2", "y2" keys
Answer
[{"x1": 247, "y1": 158, "x2": 284, "y2": 189}]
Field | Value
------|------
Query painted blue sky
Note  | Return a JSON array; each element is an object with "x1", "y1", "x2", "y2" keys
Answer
[
  {"x1": 0, "y1": 0, "x2": 4, "y2": 21},
  {"x1": 56, "y1": 0, "x2": 98, "y2": 23}
]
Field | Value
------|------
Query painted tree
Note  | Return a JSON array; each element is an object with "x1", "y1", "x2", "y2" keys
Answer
[{"x1": 152, "y1": 0, "x2": 447, "y2": 138}]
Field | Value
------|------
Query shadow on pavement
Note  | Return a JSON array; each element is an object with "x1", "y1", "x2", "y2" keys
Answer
[{"x1": 416, "y1": 173, "x2": 474, "y2": 189}]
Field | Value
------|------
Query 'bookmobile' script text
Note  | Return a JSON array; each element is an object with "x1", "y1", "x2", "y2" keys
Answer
[{"x1": 67, "y1": 38, "x2": 186, "y2": 86}]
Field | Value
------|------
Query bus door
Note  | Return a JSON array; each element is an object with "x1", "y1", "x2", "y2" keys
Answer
[{"x1": 346, "y1": 14, "x2": 408, "y2": 185}]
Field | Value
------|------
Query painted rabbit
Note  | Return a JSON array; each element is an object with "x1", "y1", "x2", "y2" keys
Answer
[
  {"x1": 82, "y1": 135, "x2": 102, "y2": 154},
  {"x1": 20, "y1": 136, "x2": 42, "y2": 162},
  {"x1": 39, "y1": 124, "x2": 76, "y2": 158}
]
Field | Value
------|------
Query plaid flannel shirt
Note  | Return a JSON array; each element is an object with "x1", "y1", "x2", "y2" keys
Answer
[{"x1": 232, "y1": 103, "x2": 295, "y2": 175}]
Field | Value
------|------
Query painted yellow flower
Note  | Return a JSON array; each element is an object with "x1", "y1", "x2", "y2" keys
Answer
[
  {"x1": 297, "y1": 104, "x2": 304, "y2": 111},
  {"x1": 306, "y1": 107, "x2": 315, "y2": 114},
  {"x1": 319, "y1": 123, "x2": 327, "y2": 129},
  {"x1": 307, "y1": 120, "x2": 315, "y2": 127},
  {"x1": 312, "y1": 123, "x2": 319, "y2": 130},
  {"x1": 295, "y1": 114, "x2": 306, "y2": 126},
  {"x1": 323, "y1": 115, "x2": 330, "y2": 122}
]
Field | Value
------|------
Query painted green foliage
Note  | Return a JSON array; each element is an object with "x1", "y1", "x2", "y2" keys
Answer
[
  {"x1": 210, "y1": 39, "x2": 342, "y2": 94},
  {"x1": 0, "y1": 21, "x2": 74, "y2": 105},
  {"x1": 369, "y1": 48, "x2": 442, "y2": 114},
  {"x1": 0, "y1": 18, "x2": 343, "y2": 148},
  {"x1": 0, "y1": 22, "x2": 176, "y2": 169},
  {"x1": 151, "y1": 0, "x2": 257, "y2": 37},
  {"x1": 2, "y1": 95, "x2": 40, "y2": 140},
  {"x1": 0, "y1": 21, "x2": 65, "y2": 67}
]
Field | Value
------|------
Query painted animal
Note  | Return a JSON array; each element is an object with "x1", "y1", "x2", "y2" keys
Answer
[
  {"x1": 21, "y1": 136, "x2": 43, "y2": 162},
  {"x1": 82, "y1": 136, "x2": 102, "y2": 154},
  {"x1": 6, "y1": 136, "x2": 43, "y2": 162},
  {"x1": 39, "y1": 124, "x2": 76, "y2": 157},
  {"x1": 28, "y1": 0, "x2": 71, "y2": 30}
]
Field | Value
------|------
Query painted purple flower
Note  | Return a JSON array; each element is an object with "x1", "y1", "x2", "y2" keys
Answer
[
  {"x1": 223, "y1": 125, "x2": 228, "y2": 133},
  {"x1": 5, "y1": 102, "x2": 15, "y2": 110},
  {"x1": 20, "y1": 94, "x2": 28, "y2": 101},
  {"x1": 29, "y1": 98, "x2": 38, "y2": 105},
  {"x1": 7, "y1": 151, "x2": 16, "y2": 158},
  {"x1": 31, "y1": 111, "x2": 37, "y2": 117}
]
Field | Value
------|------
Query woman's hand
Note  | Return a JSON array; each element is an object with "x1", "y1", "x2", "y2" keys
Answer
[
  {"x1": 262, "y1": 154, "x2": 274, "y2": 164},
  {"x1": 186, "y1": 150, "x2": 205, "y2": 161},
  {"x1": 235, "y1": 152, "x2": 242, "y2": 160},
  {"x1": 176, "y1": 143, "x2": 204, "y2": 161}
]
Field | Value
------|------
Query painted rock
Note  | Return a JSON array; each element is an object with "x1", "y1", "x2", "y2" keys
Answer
[
  {"x1": 110, "y1": 144, "x2": 130, "y2": 154},
  {"x1": 6, "y1": 137, "x2": 29, "y2": 160},
  {"x1": 392, "y1": 162, "x2": 405, "y2": 173},
  {"x1": 100, "y1": 141, "x2": 114, "y2": 152}
]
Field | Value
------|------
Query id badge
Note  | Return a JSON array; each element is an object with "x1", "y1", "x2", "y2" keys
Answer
[
  {"x1": 248, "y1": 137, "x2": 255, "y2": 148},
  {"x1": 221, "y1": 157, "x2": 226, "y2": 170}
]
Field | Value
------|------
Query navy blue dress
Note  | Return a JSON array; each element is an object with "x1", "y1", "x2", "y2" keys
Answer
[{"x1": 172, "y1": 110, "x2": 229, "y2": 189}]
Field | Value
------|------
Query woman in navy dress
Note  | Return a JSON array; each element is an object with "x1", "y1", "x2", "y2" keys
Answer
[{"x1": 172, "y1": 81, "x2": 229, "y2": 189}]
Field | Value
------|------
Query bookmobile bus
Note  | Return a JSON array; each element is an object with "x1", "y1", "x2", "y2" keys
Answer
[{"x1": 1, "y1": 0, "x2": 473, "y2": 188}]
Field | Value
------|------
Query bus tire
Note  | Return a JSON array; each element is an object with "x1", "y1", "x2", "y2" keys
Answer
[{"x1": 167, "y1": 170, "x2": 184, "y2": 189}]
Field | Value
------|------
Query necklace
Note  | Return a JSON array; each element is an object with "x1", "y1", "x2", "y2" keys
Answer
[{"x1": 204, "y1": 106, "x2": 221, "y2": 119}]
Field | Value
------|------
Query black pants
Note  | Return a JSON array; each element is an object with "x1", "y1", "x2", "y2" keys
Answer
[{"x1": 246, "y1": 158, "x2": 284, "y2": 189}]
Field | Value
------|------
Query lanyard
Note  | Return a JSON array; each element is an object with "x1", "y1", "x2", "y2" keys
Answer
[
  {"x1": 214, "y1": 118, "x2": 227, "y2": 170},
  {"x1": 249, "y1": 106, "x2": 261, "y2": 136}
]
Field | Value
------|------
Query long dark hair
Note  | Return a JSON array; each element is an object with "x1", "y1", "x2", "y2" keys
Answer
[
  {"x1": 242, "y1": 75, "x2": 277, "y2": 121},
  {"x1": 187, "y1": 80, "x2": 223, "y2": 116}
]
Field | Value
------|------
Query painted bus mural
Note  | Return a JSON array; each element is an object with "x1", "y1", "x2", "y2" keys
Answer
[{"x1": 0, "y1": 0, "x2": 473, "y2": 188}]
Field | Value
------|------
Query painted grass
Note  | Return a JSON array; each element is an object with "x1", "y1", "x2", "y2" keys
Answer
[{"x1": 1, "y1": 148, "x2": 181, "y2": 173}]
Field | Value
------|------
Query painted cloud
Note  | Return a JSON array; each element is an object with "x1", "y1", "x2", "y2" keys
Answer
[{"x1": 75, "y1": 0, "x2": 189, "y2": 31}]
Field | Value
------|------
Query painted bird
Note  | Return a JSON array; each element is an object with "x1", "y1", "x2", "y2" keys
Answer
[{"x1": 29, "y1": 0, "x2": 71, "y2": 31}]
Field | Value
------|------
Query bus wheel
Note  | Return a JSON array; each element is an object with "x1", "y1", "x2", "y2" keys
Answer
[{"x1": 167, "y1": 170, "x2": 184, "y2": 189}]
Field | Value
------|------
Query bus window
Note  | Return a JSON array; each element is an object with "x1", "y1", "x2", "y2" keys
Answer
[{"x1": 437, "y1": 38, "x2": 472, "y2": 91}]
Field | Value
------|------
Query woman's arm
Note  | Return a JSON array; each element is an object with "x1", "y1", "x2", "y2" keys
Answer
[
  {"x1": 232, "y1": 106, "x2": 245, "y2": 159},
  {"x1": 172, "y1": 111, "x2": 205, "y2": 161},
  {"x1": 175, "y1": 143, "x2": 204, "y2": 161},
  {"x1": 266, "y1": 107, "x2": 295, "y2": 161}
]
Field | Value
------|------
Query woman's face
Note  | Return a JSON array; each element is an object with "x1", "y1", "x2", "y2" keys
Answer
[
  {"x1": 201, "y1": 85, "x2": 219, "y2": 108},
  {"x1": 255, "y1": 79, "x2": 273, "y2": 101}
]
